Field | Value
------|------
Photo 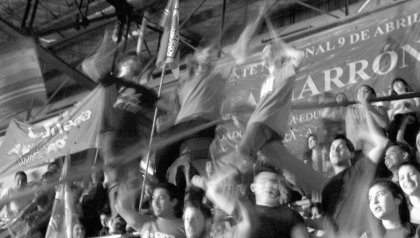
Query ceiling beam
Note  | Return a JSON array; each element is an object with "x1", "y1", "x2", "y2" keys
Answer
[
  {"x1": 46, "y1": 18, "x2": 116, "y2": 51},
  {"x1": 179, "y1": 0, "x2": 208, "y2": 29},
  {"x1": 36, "y1": 47, "x2": 96, "y2": 90},
  {"x1": 179, "y1": 0, "x2": 259, "y2": 29},
  {"x1": 0, "y1": 16, "x2": 97, "y2": 90},
  {"x1": 37, "y1": 9, "x2": 117, "y2": 37},
  {"x1": 36, "y1": 0, "x2": 110, "y2": 32},
  {"x1": 293, "y1": 0, "x2": 340, "y2": 19}
]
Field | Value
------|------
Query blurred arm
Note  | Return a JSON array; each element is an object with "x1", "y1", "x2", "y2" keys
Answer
[
  {"x1": 115, "y1": 185, "x2": 150, "y2": 232},
  {"x1": 230, "y1": 1, "x2": 268, "y2": 64},
  {"x1": 366, "y1": 103, "x2": 389, "y2": 129},
  {"x1": 362, "y1": 100, "x2": 389, "y2": 164},
  {"x1": 284, "y1": 47, "x2": 305, "y2": 69},
  {"x1": 396, "y1": 114, "x2": 414, "y2": 145}
]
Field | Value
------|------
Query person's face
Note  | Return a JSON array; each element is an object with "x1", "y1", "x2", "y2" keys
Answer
[
  {"x1": 392, "y1": 80, "x2": 407, "y2": 95},
  {"x1": 73, "y1": 224, "x2": 85, "y2": 238},
  {"x1": 91, "y1": 170, "x2": 102, "y2": 185},
  {"x1": 205, "y1": 161, "x2": 213, "y2": 176},
  {"x1": 100, "y1": 214, "x2": 109, "y2": 227},
  {"x1": 109, "y1": 218, "x2": 124, "y2": 234},
  {"x1": 398, "y1": 165, "x2": 420, "y2": 196},
  {"x1": 152, "y1": 188, "x2": 175, "y2": 217},
  {"x1": 262, "y1": 45, "x2": 274, "y2": 67},
  {"x1": 190, "y1": 48, "x2": 214, "y2": 78},
  {"x1": 329, "y1": 139, "x2": 353, "y2": 166},
  {"x1": 184, "y1": 207, "x2": 206, "y2": 238},
  {"x1": 368, "y1": 184, "x2": 400, "y2": 220},
  {"x1": 251, "y1": 171, "x2": 280, "y2": 207},
  {"x1": 196, "y1": 62, "x2": 212, "y2": 76},
  {"x1": 143, "y1": 184, "x2": 152, "y2": 200},
  {"x1": 384, "y1": 146, "x2": 406, "y2": 172},
  {"x1": 308, "y1": 136, "x2": 318, "y2": 150},
  {"x1": 189, "y1": 59, "x2": 212, "y2": 78},
  {"x1": 40, "y1": 177, "x2": 53, "y2": 193},
  {"x1": 15, "y1": 174, "x2": 27, "y2": 190},
  {"x1": 357, "y1": 85, "x2": 374, "y2": 102}
]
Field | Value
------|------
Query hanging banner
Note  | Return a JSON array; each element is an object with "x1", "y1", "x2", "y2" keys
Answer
[
  {"x1": 217, "y1": 0, "x2": 420, "y2": 156},
  {"x1": 0, "y1": 86, "x2": 106, "y2": 177}
]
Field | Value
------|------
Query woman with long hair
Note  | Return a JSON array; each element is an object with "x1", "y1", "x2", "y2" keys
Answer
[
  {"x1": 398, "y1": 161, "x2": 420, "y2": 224},
  {"x1": 362, "y1": 179, "x2": 419, "y2": 237},
  {"x1": 302, "y1": 134, "x2": 331, "y2": 177}
]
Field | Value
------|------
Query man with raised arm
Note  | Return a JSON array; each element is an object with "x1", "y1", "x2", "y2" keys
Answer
[
  {"x1": 321, "y1": 95, "x2": 389, "y2": 237},
  {"x1": 153, "y1": 3, "x2": 269, "y2": 187},
  {"x1": 192, "y1": 162, "x2": 309, "y2": 238},
  {"x1": 221, "y1": 36, "x2": 305, "y2": 173},
  {"x1": 116, "y1": 182, "x2": 185, "y2": 238}
]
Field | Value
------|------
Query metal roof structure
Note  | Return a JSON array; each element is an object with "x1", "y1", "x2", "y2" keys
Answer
[{"x1": 0, "y1": 0, "x2": 395, "y2": 131}]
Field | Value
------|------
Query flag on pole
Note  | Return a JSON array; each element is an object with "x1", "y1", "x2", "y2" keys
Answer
[
  {"x1": 45, "y1": 155, "x2": 79, "y2": 238},
  {"x1": 159, "y1": 0, "x2": 173, "y2": 28},
  {"x1": 156, "y1": 0, "x2": 180, "y2": 77}
]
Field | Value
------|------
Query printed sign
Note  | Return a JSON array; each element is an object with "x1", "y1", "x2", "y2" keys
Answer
[
  {"x1": 218, "y1": 1, "x2": 420, "y2": 156},
  {"x1": 0, "y1": 86, "x2": 106, "y2": 176}
]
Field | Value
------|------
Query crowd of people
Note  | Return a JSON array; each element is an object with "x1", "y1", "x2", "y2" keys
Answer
[{"x1": 2, "y1": 1, "x2": 420, "y2": 238}]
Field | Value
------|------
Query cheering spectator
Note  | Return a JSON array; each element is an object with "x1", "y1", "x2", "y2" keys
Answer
[
  {"x1": 345, "y1": 84, "x2": 389, "y2": 151},
  {"x1": 154, "y1": 2, "x2": 269, "y2": 190},
  {"x1": 15, "y1": 171, "x2": 56, "y2": 237},
  {"x1": 47, "y1": 160, "x2": 61, "y2": 175},
  {"x1": 248, "y1": 165, "x2": 309, "y2": 238},
  {"x1": 193, "y1": 161, "x2": 310, "y2": 238},
  {"x1": 73, "y1": 222, "x2": 86, "y2": 238},
  {"x1": 191, "y1": 168, "x2": 253, "y2": 238},
  {"x1": 98, "y1": 212, "x2": 110, "y2": 236},
  {"x1": 0, "y1": 171, "x2": 33, "y2": 221},
  {"x1": 80, "y1": 167, "x2": 109, "y2": 236},
  {"x1": 302, "y1": 133, "x2": 330, "y2": 176},
  {"x1": 362, "y1": 179, "x2": 419, "y2": 238},
  {"x1": 321, "y1": 94, "x2": 389, "y2": 237},
  {"x1": 108, "y1": 215, "x2": 127, "y2": 235},
  {"x1": 183, "y1": 201, "x2": 212, "y2": 238},
  {"x1": 384, "y1": 142, "x2": 413, "y2": 182},
  {"x1": 220, "y1": 35, "x2": 305, "y2": 177},
  {"x1": 388, "y1": 77, "x2": 420, "y2": 147},
  {"x1": 116, "y1": 182, "x2": 186, "y2": 238},
  {"x1": 398, "y1": 161, "x2": 420, "y2": 224}
]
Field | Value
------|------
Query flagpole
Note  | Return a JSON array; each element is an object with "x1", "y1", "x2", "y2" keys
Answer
[
  {"x1": 139, "y1": 0, "x2": 178, "y2": 210},
  {"x1": 136, "y1": 12, "x2": 149, "y2": 56},
  {"x1": 139, "y1": 64, "x2": 167, "y2": 211},
  {"x1": 136, "y1": 12, "x2": 151, "y2": 84}
]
